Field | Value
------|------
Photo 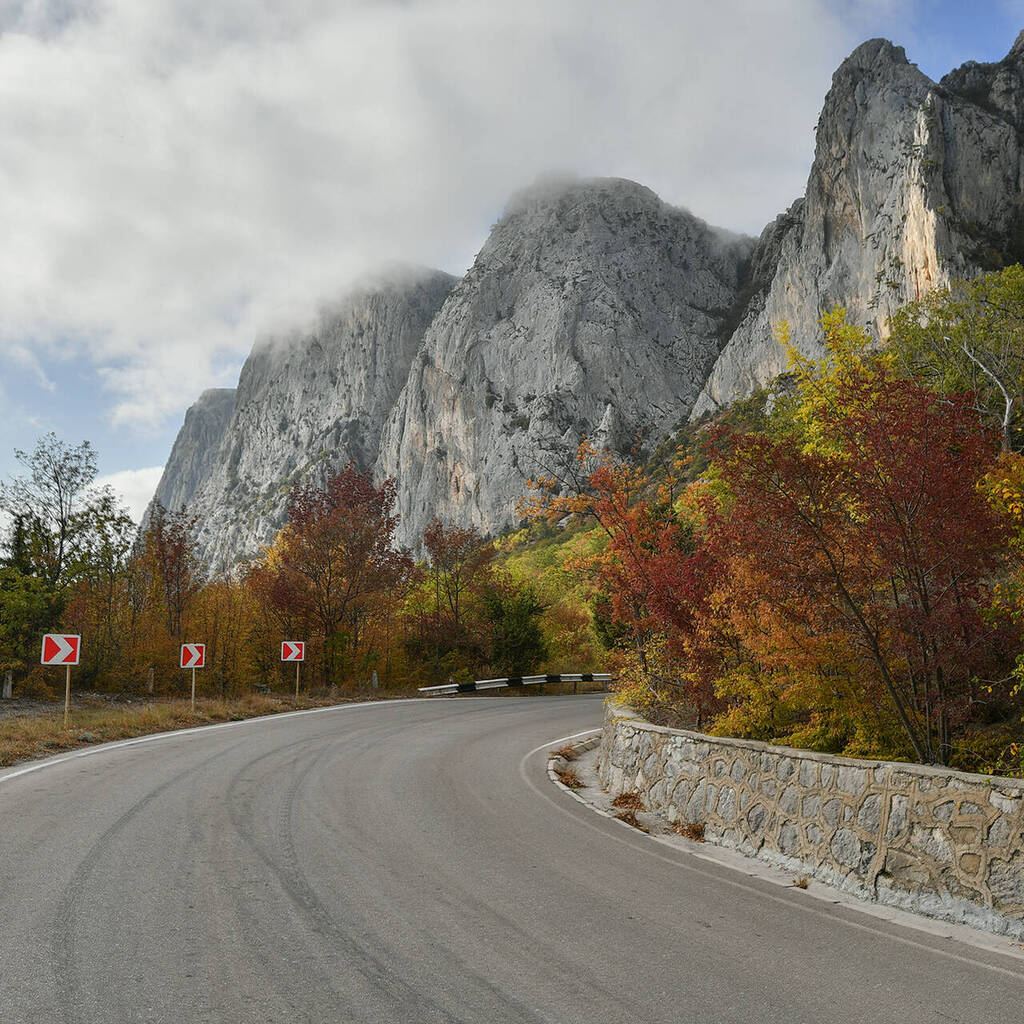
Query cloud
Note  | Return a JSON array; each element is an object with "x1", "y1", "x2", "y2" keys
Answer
[
  {"x1": 94, "y1": 465, "x2": 165, "y2": 522},
  {"x1": 0, "y1": 0, "x2": 905, "y2": 432}
]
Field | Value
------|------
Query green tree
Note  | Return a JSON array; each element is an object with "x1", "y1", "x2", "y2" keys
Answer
[
  {"x1": 0, "y1": 432, "x2": 122, "y2": 588},
  {"x1": 888, "y1": 265, "x2": 1024, "y2": 452},
  {"x1": 484, "y1": 580, "x2": 548, "y2": 677}
]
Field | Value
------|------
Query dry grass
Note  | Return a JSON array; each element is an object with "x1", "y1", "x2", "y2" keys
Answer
[
  {"x1": 550, "y1": 744, "x2": 578, "y2": 761},
  {"x1": 0, "y1": 693, "x2": 375, "y2": 768},
  {"x1": 672, "y1": 820, "x2": 706, "y2": 842},
  {"x1": 613, "y1": 810, "x2": 649, "y2": 832},
  {"x1": 792, "y1": 876, "x2": 809, "y2": 889},
  {"x1": 611, "y1": 791, "x2": 646, "y2": 812},
  {"x1": 555, "y1": 766, "x2": 585, "y2": 789}
]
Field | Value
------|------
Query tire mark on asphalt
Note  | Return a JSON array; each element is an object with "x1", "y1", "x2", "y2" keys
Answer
[
  {"x1": 222, "y1": 726, "x2": 489, "y2": 1023},
  {"x1": 49, "y1": 739, "x2": 248, "y2": 1024},
  {"x1": 280, "y1": 732, "x2": 564, "y2": 1024}
]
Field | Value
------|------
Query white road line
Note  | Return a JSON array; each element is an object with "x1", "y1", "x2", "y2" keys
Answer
[
  {"x1": 0, "y1": 697, "x2": 443, "y2": 786},
  {"x1": 520, "y1": 731, "x2": 1024, "y2": 979}
]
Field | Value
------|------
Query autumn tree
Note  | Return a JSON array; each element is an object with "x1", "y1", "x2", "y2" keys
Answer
[
  {"x1": 422, "y1": 517, "x2": 494, "y2": 671},
  {"x1": 271, "y1": 464, "x2": 413, "y2": 686},
  {"x1": 709, "y1": 311, "x2": 1011, "y2": 764},
  {"x1": 145, "y1": 502, "x2": 202, "y2": 641},
  {"x1": 524, "y1": 440, "x2": 722, "y2": 722}
]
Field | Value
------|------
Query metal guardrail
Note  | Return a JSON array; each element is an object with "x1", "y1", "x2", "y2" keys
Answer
[{"x1": 419, "y1": 672, "x2": 613, "y2": 695}]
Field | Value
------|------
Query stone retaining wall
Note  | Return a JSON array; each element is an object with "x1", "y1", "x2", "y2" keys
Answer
[{"x1": 598, "y1": 705, "x2": 1024, "y2": 938}]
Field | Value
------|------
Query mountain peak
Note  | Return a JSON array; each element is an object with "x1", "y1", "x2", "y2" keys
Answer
[{"x1": 839, "y1": 37, "x2": 910, "y2": 72}]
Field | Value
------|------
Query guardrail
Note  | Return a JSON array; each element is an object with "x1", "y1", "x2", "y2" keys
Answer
[{"x1": 419, "y1": 672, "x2": 613, "y2": 695}]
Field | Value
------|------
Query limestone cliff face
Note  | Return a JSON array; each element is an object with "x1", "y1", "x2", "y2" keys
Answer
[
  {"x1": 153, "y1": 34, "x2": 1024, "y2": 571},
  {"x1": 162, "y1": 267, "x2": 455, "y2": 572},
  {"x1": 377, "y1": 177, "x2": 753, "y2": 545},
  {"x1": 150, "y1": 388, "x2": 236, "y2": 515},
  {"x1": 693, "y1": 35, "x2": 1024, "y2": 416}
]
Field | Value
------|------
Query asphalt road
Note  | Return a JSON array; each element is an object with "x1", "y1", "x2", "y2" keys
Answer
[{"x1": 0, "y1": 694, "x2": 1022, "y2": 1024}]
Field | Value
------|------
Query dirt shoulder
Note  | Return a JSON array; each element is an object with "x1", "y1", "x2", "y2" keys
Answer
[{"x1": 0, "y1": 689, "x2": 421, "y2": 768}]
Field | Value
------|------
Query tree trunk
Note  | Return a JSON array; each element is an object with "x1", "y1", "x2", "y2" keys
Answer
[{"x1": 2, "y1": 671, "x2": 12, "y2": 699}]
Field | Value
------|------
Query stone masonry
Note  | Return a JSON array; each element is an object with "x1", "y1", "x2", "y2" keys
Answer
[{"x1": 598, "y1": 705, "x2": 1024, "y2": 939}]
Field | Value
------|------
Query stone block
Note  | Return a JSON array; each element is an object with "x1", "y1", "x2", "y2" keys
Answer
[
  {"x1": 989, "y1": 854, "x2": 1024, "y2": 906},
  {"x1": 857, "y1": 794, "x2": 882, "y2": 833},
  {"x1": 718, "y1": 786, "x2": 737, "y2": 820},
  {"x1": 830, "y1": 828, "x2": 863, "y2": 869},
  {"x1": 822, "y1": 798, "x2": 841, "y2": 827},
  {"x1": 747, "y1": 803, "x2": 767, "y2": 834},
  {"x1": 780, "y1": 784, "x2": 800, "y2": 814},
  {"x1": 885, "y1": 795, "x2": 909, "y2": 840},
  {"x1": 986, "y1": 816, "x2": 1012, "y2": 850},
  {"x1": 836, "y1": 766, "x2": 867, "y2": 796},
  {"x1": 779, "y1": 823, "x2": 800, "y2": 856}
]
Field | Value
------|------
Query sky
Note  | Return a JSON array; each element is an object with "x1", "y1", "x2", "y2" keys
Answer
[{"x1": 0, "y1": 0, "x2": 1022, "y2": 521}]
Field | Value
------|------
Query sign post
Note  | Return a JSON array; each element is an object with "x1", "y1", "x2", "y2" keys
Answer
[
  {"x1": 281, "y1": 642, "x2": 305, "y2": 697},
  {"x1": 180, "y1": 644, "x2": 206, "y2": 710},
  {"x1": 41, "y1": 634, "x2": 81, "y2": 729}
]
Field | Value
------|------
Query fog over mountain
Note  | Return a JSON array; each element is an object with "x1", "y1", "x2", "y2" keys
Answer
[{"x1": 152, "y1": 32, "x2": 1024, "y2": 568}]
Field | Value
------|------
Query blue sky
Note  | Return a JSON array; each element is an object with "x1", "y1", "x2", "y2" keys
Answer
[{"x1": 0, "y1": 0, "x2": 1021, "y2": 520}]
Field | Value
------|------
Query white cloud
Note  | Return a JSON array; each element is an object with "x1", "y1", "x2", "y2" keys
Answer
[
  {"x1": 0, "y1": 0, "x2": 898, "y2": 433},
  {"x1": 94, "y1": 465, "x2": 165, "y2": 522}
]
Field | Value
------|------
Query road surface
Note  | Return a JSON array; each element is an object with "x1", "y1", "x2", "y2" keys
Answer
[{"x1": 0, "y1": 694, "x2": 1021, "y2": 1023}]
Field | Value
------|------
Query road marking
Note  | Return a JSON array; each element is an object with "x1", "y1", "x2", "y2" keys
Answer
[
  {"x1": 520, "y1": 731, "x2": 1024, "y2": 979},
  {"x1": 0, "y1": 698, "x2": 445, "y2": 787}
]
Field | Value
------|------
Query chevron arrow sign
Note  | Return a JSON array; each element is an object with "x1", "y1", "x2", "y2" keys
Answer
[
  {"x1": 281, "y1": 641, "x2": 305, "y2": 662},
  {"x1": 41, "y1": 634, "x2": 81, "y2": 666},
  {"x1": 180, "y1": 644, "x2": 206, "y2": 669}
]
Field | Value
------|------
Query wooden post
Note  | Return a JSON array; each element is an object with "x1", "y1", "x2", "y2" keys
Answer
[{"x1": 64, "y1": 664, "x2": 71, "y2": 730}]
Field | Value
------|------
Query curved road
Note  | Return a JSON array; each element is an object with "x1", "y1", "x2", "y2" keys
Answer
[{"x1": 0, "y1": 695, "x2": 1022, "y2": 1023}]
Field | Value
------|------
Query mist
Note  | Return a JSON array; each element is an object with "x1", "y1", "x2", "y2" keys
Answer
[{"x1": 0, "y1": 0, "x2": 905, "y2": 432}]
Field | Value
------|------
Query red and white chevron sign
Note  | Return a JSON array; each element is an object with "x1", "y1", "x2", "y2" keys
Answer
[
  {"x1": 281, "y1": 641, "x2": 305, "y2": 662},
  {"x1": 180, "y1": 644, "x2": 206, "y2": 669},
  {"x1": 41, "y1": 634, "x2": 80, "y2": 666}
]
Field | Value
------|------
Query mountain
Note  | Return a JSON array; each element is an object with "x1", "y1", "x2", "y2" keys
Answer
[
  {"x1": 150, "y1": 388, "x2": 236, "y2": 514},
  {"x1": 376, "y1": 177, "x2": 753, "y2": 545},
  {"x1": 149, "y1": 267, "x2": 454, "y2": 571},
  {"x1": 693, "y1": 35, "x2": 1024, "y2": 415},
  {"x1": 153, "y1": 33, "x2": 1024, "y2": 571}
]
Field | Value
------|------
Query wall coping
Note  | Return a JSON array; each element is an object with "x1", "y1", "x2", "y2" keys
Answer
[{"x1": 606, "y1": 705, "x2": 1024, "y2": 794}]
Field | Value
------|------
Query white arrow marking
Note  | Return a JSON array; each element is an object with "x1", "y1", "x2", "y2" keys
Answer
[
  {"x1": 42, "y1": 634, "x2": 79, "y2": 665},
  {"x1": 181, "y1": 645, "x2": 204, "y2": 668}
]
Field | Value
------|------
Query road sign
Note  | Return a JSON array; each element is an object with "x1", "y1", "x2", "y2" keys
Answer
[
  {"x1": 281, "y1": 641, "x2": 305, "y2": 662},
  {"x1": 41, "y1": 634, "x2": 80, "y2": 666},
  {"x1": 180, "y1": 644, "x2": 206, "y2": 669}
]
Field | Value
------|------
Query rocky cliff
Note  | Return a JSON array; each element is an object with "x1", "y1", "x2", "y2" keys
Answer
[
  {"x1": 150, "y1": 267, "x2": 454, "y2": 571},
  {"x1": 692, "y1": 35, "x2": 1024, "y2": 415},
  {"x1": 153, "y1": 33, "x2": 1024, "y2": 571},
  {"x1": 377, "y1": 177, "x2": 753, "y2": 545},
  {"x1": 150, "y1": 388, "x2": 236, "y2": 514}
]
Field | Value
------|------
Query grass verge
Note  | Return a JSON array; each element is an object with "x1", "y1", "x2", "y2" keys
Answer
[{"x1": 0, "y1": 691, "x2": 417, "y2": 769}]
